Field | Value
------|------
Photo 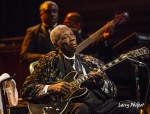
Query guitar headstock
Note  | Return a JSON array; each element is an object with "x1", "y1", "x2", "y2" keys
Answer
[
  {"x1": 125, "y1": 47, "x2": 149, "y2": 58},
  {"x1": 113, "y1": 12, "x2": 129, "y2": 25},
  {"x1": 104, "y1": 12, "x2": 129, "y2": 37}
]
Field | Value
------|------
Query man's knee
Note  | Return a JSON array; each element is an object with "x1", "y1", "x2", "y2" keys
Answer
[{"x1": 74, "y1": 103, "x2": 90, "y2": 114}]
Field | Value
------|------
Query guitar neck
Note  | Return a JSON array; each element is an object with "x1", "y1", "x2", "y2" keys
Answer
[
  {"x1": 76, "y1": 20, "x2": 114, "y2": 53},
  {"x1": 101, "y1": 55, "x2": 126, "y2": 71},
  {"x1": 73, "y1": 55, "x2": 127, "y2": 85},
  {"x1": 100, "y1": 46, "x2": 149, "y2": 71},
  {"x1": 74, "y1": 47, "x2": 149, "y2": 87}
]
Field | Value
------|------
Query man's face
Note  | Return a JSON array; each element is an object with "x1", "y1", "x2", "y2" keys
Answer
[
  {"x1": 40, "y1": 3, "x2": 58, "y2": 26},
  {"x1": 57, "y1": 29, "x2": 77, "y2": 56},
  {"x1": 64, "y1": 16, "x2": 79, "y2": 30}
]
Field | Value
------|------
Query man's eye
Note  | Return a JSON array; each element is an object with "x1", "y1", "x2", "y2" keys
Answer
[
  {"x1": 53, "y1": 9, "x2": 57, "y2": 13},
  {"x1": 44, "y1": 9, "x2": 57, "y2": 14},
  {"x1": 44, "y1": 11, "x2": 51, "y2": 14},
  {"x1": 62, "y1": 36, "x2": 67, "y2": 40},
  {"x1": 71, "y1": 34, "x2": 75, "y2": 37}
]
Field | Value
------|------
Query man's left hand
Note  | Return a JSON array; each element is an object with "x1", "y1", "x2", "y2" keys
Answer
[{"x1": 89, "y1": 68, "x2": 105, "y2": 81}]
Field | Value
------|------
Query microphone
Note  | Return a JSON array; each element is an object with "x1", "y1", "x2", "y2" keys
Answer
[
  {"x1": 0, "y1": 73, "x2": 16, "y2": 83},
  {"x1": 126, "y1": 57, "x2": 145, "y2": 66}
]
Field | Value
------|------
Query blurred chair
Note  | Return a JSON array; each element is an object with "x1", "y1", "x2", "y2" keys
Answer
[
  {"x1": 0, "y1": 73, "x2": 18, "y2": 114},
  {"x1": 29, "y1": 61, "x2": 39, "y2": 74},
  {"x1": 28, "y1": 61, "x2": 39, "y2": 114}
]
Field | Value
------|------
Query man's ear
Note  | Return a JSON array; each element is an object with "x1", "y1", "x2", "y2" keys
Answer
[
  {"x1": 53, "y1": 43, "x2": 59, "y2": 50},
  {"x1": 40, "y1": 12, "x2": 43, "y2": 20}
]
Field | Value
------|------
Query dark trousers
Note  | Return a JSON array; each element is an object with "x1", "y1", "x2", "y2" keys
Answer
[{"x1": 65, "y1": 92, "x2": 140, "y2": 114}]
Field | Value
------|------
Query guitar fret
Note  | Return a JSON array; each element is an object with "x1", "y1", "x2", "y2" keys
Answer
[
  {"x1": 104, "y1": 64, "x2": 110, "y2": 69},
  {"x1": 102, "y1": 66, "x2": 107, "y2": 70},
  {"x1": 75, "y1": 80, "x2": 78, "y2": 84},
  {"x1": 81, "y1": 76, "x2": 85, "y2": 81},
  {"x1": 76, "y1": 76, "x2": 87, "y2": 85},
  {"x1": 84, "y1": 75, "x2": 88, "y2": 79},
  {"x1": 78, "y1": 78, "x2": 82, "y2": 83},
  {"x1": 73, "y1": 47, "x2": 149, "y2": 90},
  {"x1": 114, "y1": 59, "x2": 119, "y2": 63},
  {"x1": 107, "y1": 62, "x2": 113, "y2": 67},
  {"x1": 111, "y1": 61, "x2": 117, "y2": 64},
  {"x1": 118, "y1": 58, "x2": 123, "y2": 61},
  {"x1": 79, "y1": 77, "x2": 83, "y2": 82},
  {"x1": 102, "y1": 57, "x2": 126, "y2": 70}
]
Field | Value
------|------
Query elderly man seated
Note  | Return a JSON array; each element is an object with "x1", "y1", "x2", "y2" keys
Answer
[{"x1": 21, "y1": 25, "x2": 139, "y2": 114}]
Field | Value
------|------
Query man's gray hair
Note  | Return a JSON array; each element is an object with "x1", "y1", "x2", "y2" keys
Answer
[
  {"x1": 50, "y1": 25, "x2": 70, "y2": 44},
  {"x1": 39, "y1": 1, "x2": 58, "y2": 12}
]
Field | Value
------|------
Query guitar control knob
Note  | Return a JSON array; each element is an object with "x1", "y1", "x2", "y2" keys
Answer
[
  {"x1": 54, "y1": 103, "x2": 57, "y2": 106},
  {"x1": 43, "y1": 107, "x2": 49, "y2": 113},
  {"x1": 56, "y1": 108, "x2": 60, "y2": 112},
  {"x1": 49, "y1": 106, "x2": 54, "y2": 110}
]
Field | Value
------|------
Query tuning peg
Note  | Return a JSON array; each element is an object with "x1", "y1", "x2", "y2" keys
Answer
[
  {"x1": 123, "y1": 12, "x2": 129, "y2": 18},
  {"x1": 49, "y1": 106, "x2": 54, "y2": 110}
]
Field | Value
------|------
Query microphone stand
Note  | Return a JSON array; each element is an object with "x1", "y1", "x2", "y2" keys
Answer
[
  {"x1": 134, "y1": 64, "x2": 140, "y2": 103},
  {"x1": 126, "y1": 58, "x2": 143, "y2": 103},
  {"x1": 0, "y1": 83, "x2": 7, "y2": 114}
]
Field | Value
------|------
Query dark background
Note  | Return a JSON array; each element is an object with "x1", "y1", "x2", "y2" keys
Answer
[
  {"x1": 1, "y1": 0, "x2": 150, "y2": 44},
  {"x1": 0, "y1": 0, "x2": 150, "y2": 103}
]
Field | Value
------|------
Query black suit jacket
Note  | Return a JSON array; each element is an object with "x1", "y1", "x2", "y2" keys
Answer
[{"x1": 20, "y1": 23, "x2": 55, "y2": 63}]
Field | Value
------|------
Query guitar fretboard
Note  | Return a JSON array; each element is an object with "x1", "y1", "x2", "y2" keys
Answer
[
  {"x1": 72, "y1": 55, "x2": 127, "y2": 86},
  {"x1": 101, "y1": 55, "x2": 127, "y2": 71},
  {"x1": 72, "y1": 46, "x2": 149, "y2": 86}
]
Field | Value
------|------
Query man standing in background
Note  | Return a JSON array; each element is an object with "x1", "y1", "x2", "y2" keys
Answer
[
  {"x1": 63, "y1": 12, "x2": 90, "y2": 44},
  {"x1": 64, "y1": 12, "x2": 115, "y2": 62},
  {"x1": 20, "y1": 1, "x2": 58, "y2": 64}
]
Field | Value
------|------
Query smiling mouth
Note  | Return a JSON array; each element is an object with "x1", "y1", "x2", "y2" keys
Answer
[
  {"x1": 49, "y1": 17, "x2": 56, "y2": 20},
  {"x1": 50, "y1": 18, "x2": 56, "y2": 21}
]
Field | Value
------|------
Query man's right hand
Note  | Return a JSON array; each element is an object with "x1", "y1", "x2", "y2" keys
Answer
[{"x1": 48, "y1": 81, "x2": 72, "y2": 95}]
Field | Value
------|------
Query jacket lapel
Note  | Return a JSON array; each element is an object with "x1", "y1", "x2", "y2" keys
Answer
[
  {"x1": 40, "y1": 24, "x2": 55, "y2": 50},
  {"x1": 57, "y1": 53, "x2": 66, "y2": 76},
  {"x1": 41, "y1": 24, "x2": 50, "y2": 38}
]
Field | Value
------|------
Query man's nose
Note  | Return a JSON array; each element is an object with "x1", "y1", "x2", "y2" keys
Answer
[
  {"x1": 70, "y1": 37, "x2": 76, "y2": 42},
  {"x1": 48, "y1": 11, "x2": 56, "y2": 16}
]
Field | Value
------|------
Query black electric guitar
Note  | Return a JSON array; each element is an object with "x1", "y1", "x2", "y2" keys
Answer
[{"x1": 28, "y1": 47, "x2": 149, "y2": 114}]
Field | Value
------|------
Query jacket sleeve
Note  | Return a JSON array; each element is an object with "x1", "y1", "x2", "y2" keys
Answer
[
  {"x1": 21, "y1": 54, "x2": 56, "y2": 103},
  {"x1": 20, "y1": 28, "x2": 44, "y2": 64},
  {"x1": 96, "y1": 58, "x2": 117, "y2": 97}
]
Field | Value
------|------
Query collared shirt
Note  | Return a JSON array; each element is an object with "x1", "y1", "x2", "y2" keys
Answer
[
  {"x1": 43, "y1": 23, "x2": 58, "y2": 33},
  {"x1": 62, "y1": 54, "x2": 87, "y2": 76},
  {"x1": 63, "y1": 54, "x2": 76, "y2": 69}
]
